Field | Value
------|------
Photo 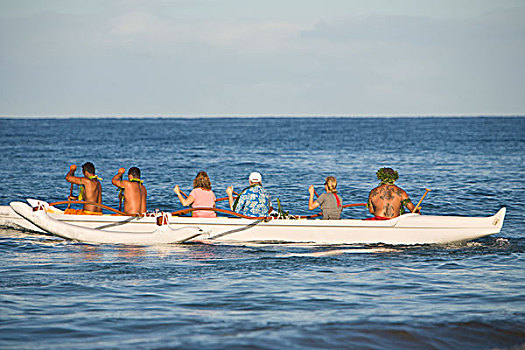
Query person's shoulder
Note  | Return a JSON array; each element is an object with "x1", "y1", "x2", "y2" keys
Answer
[
  {"x1": 86, "y1": 176, "x2": 101, "y2": 185},
  {"x1": 317, "y1": 192, "x2": 328, "y2": 201},
  {"x1": 369, "y1": 186, "x2": 380, "y2": 194},
  {"x1": 393, "y1": 185, "x2": 407, "y2": 195},
  {"x1": 190, "y1": 187, "x2": 203, "y2": 195},
  {"x1": 246, "y1": 185, "x2": 260, "y2": 193},
  {"x1": 126, "y1": 180, "x2": 143, "y2": 190},
  {"x1": 197, "y1": 187, "x2": 215, "y2": 195},
  {"x1": 259, "y1": 186, "x2": 271, "y2": 196}
]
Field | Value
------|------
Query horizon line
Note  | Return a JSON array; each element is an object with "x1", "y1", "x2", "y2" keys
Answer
[{"x1": 1, "y1": 113, "x2": 524, "y2": 119}]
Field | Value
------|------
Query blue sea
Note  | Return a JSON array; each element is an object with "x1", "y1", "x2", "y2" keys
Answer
[{"x1": 0, "y1": 117, "x2": 524, "y2": 349}]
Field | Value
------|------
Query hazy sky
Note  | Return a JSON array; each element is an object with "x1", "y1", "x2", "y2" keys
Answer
[{"x1": 1, "y1": 0, "x2": 524, "y2": 117}]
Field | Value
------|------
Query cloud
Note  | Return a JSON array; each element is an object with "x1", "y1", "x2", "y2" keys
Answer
[
  {"x1": 105, "y1": 9, "x2": 308, "y2": 56},
  {"x1": 109, "y1": 11, "x2": 165, "y2": 36},
  {"x1": 290, "y1": 8, "x2": 525, "y2": 114},
  {"x1": 0, "y1": 3, "x2": 524, "y2": 116}
]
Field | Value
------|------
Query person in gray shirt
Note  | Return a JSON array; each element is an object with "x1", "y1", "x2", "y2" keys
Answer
[{"x1": 308, "y1": 176, "x2": 342, "y2": 219}]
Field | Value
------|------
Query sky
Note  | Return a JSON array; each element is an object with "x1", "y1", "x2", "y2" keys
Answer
[{"x1": 0, "y1": 0, "x2": 524, "y2": 117}]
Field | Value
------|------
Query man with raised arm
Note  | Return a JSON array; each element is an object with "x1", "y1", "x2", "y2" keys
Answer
[
  {"x1": 367, "y1": 167, "x2": 418, "y2": 220},
  {"x1": 112, "y1": 167, "x2": 147, "y2": 215},
  {"x1": 65, "y1": 162, "x2": 103, "y2": 214},
  {"x1": 226, "y1": 171, "x2": 272, "y2": 217}
]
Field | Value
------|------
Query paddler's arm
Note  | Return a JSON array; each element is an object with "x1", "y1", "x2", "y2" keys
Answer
[
  {"x1": 97, "y1": 181, "x2": 103, "y2": 205},
  {"x1": 65, "y1": 164, "x2": 83, "y2": 185},
  {"x1": 400, "y1": 189, "x2": 419, "y2": 214},
  {"x1": 402, "y1": 195, "x2": 419, "y2": 214},
  {"x1": 173, "y1": 185, "x2": 194, "y2": 207},
  {"x1": 367, "y1": 190, "x2": 375, "y2": 215},
  {"x1": 225, "y1": 186, "x2": 235, "y2": 210},
  {"x1": 308, "y1": 185, "x2": 320, "y2": 210},
  {"x1": 111, "y1": 168, "x2": 126, "y2": 188},
  {"x1": 141, "y1": 186, "x2": 147, "y2": 213}
]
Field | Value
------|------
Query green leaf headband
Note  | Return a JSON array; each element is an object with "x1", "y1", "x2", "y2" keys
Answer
[{"x1": 376, "y1": 168, "x2": 399, "y2": 184}]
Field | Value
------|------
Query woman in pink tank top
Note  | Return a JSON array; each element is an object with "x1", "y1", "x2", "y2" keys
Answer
[{"x1": 173, "y1": 171, "x2": 217, "y2": 218}]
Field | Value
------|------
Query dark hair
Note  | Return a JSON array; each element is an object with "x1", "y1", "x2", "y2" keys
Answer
[
  {"x1": 193, "y1": 171, "x2": 212, "y2": 190},
  {"x1": 82, "y1": 162, "x2": 96, "y2": 174},
  {"x1": 128, "y1": 167, "x2": 141, "y2": 179}
]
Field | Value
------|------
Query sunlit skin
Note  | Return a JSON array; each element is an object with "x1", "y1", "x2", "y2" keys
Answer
[
  {"x1": 368, "y1": 183, "x2": 416, "y2": 218},
  {"x1": 112, "y1": 168, "x2": 147, "y2": 215},
  {"x1": 65, "y1": 164, "x2": 102, "y2": 213},
  {"x1": 308, "y1": 184, "x2": 329, "y2": 210}
]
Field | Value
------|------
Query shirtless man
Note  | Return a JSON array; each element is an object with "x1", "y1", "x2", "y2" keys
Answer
[
  {"x1": 65, "y1": 162, "x2": 102, "y2": 214},
  {"x1": 367, "y1": 167, "x2": 418, "y2": 220},
  {"x1": 112, "y1": 167, "x2": 147, "y2": 215}
]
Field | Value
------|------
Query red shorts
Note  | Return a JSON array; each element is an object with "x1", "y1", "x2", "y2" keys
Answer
[{"x1": 364, "y1": 215, "x2": 392, "y2": 220}]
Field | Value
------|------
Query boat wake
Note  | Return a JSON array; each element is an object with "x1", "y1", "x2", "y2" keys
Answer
[{"x1": 277, "y1": 247, "x2": 400, "y2": 257}]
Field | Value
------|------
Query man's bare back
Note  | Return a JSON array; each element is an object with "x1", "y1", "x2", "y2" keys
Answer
[
  {"x1": 121, "y1": 181, "x2": 146, "y2": 214},
  {"x1": 368, "y1": 184, "x2": 415, "y2": 218},
  {"x1": 79, "y1": 178, "x2": 102, "y2": 212},
  {"x1": 112, "y1": 167, "x2": 147, "y2": 215},
  {"x1": 367, "y1": 167, "x2": 418, "y2": 219},
  {"x1": 65, "y1": 163, "x2": 102, "y2": 213}
]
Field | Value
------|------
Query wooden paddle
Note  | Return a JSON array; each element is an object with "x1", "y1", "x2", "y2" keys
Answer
[
  {"x1": 413, "y1": 188, "x2": 431, "y2": 213},
  {"x1": 179, "y1": 189, "x2": 238, "y2": 200},
  {"x1": 342, "y1": 203, "x2": 367, "y2": 208},
  {"x1": 310, "y1": 185, "x2": 366, "y2": 216},
  {"x1": 67, "y1": 184, "x2": 73, "y2": 209},
  {"x1": 49, "y1": 200, "x2": 130, "y2": 216},
  {"x1": 117, "y1": 174, "x2": 124, "y2": 211},
  {"x1": 175, "y1": 189, "x2": 238, "y2": 208},
  {"x1": 216, "y1": 195, "x2": 239, "y2": 202}
]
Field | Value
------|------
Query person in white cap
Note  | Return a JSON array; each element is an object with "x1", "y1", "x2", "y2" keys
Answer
[{"x1": 225, "y1": 172, "x2": 272, "y2": 217}]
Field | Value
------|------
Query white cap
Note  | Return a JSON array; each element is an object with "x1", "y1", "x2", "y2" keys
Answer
[{"x1": 249, "y1": 172, "x2": 262, "y2": 183}]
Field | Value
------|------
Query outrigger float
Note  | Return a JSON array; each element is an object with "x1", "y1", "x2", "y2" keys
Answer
[{"x1": 0, "y1": 198, "x2": 506, "y2": 246}]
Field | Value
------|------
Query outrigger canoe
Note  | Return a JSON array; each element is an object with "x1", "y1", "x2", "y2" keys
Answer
[
  {"x1": 8, "y1": 201, "x2": 203, "y2": 245},
  {"x1": 3, "y1": 199, "x2": 506, "y2": 245},
  {"x1": 0, "y1": 204, "x2": 43, "y2": 232}
]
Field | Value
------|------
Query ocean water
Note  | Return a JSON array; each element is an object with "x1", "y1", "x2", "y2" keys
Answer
[{"x1": 0, "y1": 116, "x2": 524, "y2": 349}]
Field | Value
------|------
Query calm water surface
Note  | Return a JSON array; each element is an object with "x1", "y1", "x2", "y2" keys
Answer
[{"x1": 0, "y1": 117, "x2": 524, "y2": 349}]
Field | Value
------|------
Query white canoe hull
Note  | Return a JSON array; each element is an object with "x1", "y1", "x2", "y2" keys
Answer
[
  {"x1": 9, "y1": 202, "x2": 203, "y2": 245},
  {"x1": 5, "y1": 199, "x2": 506, "y2": 245},
  {"x1": 0, "y1": 205, "x2": 44, "y2": 232}
]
